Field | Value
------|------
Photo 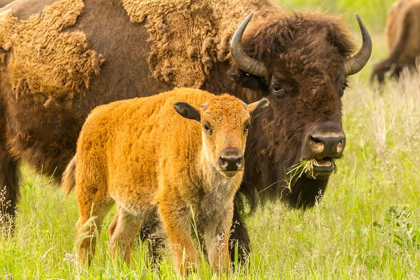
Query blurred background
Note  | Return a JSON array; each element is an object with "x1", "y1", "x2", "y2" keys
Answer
[
  {"x1": 278, "y1": 0, "x2": 396, "y2": 80},
  {"x1": 279, "y1": 0, "x2": 394, "y2": 31}
]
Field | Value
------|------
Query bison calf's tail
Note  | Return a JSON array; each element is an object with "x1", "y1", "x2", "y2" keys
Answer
[{"x1": 62, "y1": 156, "x2": 76, "y2": 195}]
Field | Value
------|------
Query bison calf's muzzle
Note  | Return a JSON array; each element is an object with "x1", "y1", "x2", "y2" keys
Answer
[{"x1": 218, "y1": 147, "x2": 244, "y2": 176}]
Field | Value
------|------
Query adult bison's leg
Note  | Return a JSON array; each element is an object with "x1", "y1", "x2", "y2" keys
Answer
[
  {"x1": 140, "y1": 211, "x2": 165, "y2": 266},
  {"x1": 0, "y1": 148, "x2": 19, "y2": 235},
  {"x1": 0, "y1": 102, "x2": 20, "y2": 235},
  {"x1": 229, "y1": 207, "x2": 251, "y2": 265}
]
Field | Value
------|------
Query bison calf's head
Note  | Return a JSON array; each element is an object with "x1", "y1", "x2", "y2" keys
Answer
[{"x1": 174, "y1": 95, "x2": 269, "y2": 178}]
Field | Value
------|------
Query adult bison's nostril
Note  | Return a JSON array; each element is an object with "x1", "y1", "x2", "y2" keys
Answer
[
  {"x1": 308, "y1": 134, "x2": 345, "y2": 157},
  {"x1": 218, "y1": 147, "x2": 244, "y2": 174},
  {"x1": 308, "y1": 136, "x2": 325, "y2": 154},
  {"x1": 336, "y1": 139, "x2": 345, "y2": 154}
]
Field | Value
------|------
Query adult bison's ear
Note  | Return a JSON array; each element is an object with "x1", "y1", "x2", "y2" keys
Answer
[
  {"x1": 228, "y1": 68, "x2": 268, "y2": 90},
  {"x1": 248, "y1": 98, "x2": 269, "y2": 118},
  {"x1": 173, "y1": 102, "x2": 201, "y2": 122}
]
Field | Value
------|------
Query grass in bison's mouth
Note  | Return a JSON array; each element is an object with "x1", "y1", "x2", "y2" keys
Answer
[
  {"x1": 284, "y1": 157, "x2": 336, "y2": 190},
  {"x1": 284, "y1": 158, "x2": 317, "y2": 190}
]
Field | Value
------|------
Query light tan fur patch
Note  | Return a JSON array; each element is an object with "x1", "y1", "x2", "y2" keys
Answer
[
  {"x1": 0, "y1": 0, "x2": 105, "y2": 99},
  {"x1": 121, "y1": 0, "x2": 279, "y2": 88}
]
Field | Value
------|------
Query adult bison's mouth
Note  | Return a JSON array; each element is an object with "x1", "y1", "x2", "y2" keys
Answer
[{"x1": 305, "y1": 157, "x2": 336, "y2": 180}]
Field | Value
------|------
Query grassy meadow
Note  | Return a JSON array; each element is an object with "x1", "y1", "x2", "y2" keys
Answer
[
  {"x1": 2, "y1": 1, "x2": 420, "y2": 279},
  {"x1": 280, "y1": 0, "x2": 395, "y2": 32}
]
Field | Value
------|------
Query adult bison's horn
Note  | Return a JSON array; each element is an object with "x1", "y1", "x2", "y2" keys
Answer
[
  {"x1": 344, "y1": 14, "x2": 372, "y2": 76},
  {"x1": 231, "y1": 13, "x2": 269, "y2": 78}
]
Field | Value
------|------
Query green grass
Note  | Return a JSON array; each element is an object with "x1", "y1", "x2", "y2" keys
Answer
[
  {"x1": 278, "y1": 0, "x2": 395, "y2": 32},
  {"x1": 2, "y1": 69, "x2": 420, "y2": 279},
  {"x1": 2, "y1": 2, "x2": 420, "y2": 279}
]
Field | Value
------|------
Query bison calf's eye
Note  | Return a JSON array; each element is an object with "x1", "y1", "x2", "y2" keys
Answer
[
  {"x1": 203, "y1": 124, "x2": 212, "y2": 133},
  {"x1": 244, "y1": 123, "x2": 250, "y2": 134}
]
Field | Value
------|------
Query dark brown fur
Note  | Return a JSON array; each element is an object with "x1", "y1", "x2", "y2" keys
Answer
[
  {"x1": 371, "y1": 0, "x2": 420, "y2": 83},
  {"x1": 0, "y1": 0, "x2": 362, "y2": 261}
]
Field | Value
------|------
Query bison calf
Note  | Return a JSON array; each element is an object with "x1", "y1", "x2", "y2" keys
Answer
[{"x1": 62, "y1": 87, "x2": 268, "y2": 275}]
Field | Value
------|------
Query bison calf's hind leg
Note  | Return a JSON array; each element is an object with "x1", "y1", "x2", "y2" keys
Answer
[
  {"x1": 109, "y1": 206, "x2": 143, "y2": 265},
  {"x1": 76, "y1": 189, "x2": 113, "y2": 265}
]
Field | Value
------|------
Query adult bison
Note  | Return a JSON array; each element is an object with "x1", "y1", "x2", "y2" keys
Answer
[
  {"x1": 0, "y1": 0, "x2": 371, "y2": 260},
  {"x1": 371, "y1": 0, "x2": 420, "y2": 83}
]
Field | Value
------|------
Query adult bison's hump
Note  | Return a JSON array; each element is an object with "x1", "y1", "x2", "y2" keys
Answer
[{"x1": 0, "y1": 0, "x2": 171, "y2": 178}]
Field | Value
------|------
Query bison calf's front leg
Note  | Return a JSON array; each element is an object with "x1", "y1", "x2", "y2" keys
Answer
[
  {"x1": 204, "y1": 205, "x2": 233, "y2": 275},
  {"x1": 109, "y1": 206, "x2": 143, "y2": 264},
  {"x1": 158, "y1": 203, "x2": 199, "y2": 276}
]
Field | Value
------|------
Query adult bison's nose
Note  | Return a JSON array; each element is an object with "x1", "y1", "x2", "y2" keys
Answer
[
  {"x1": 307, "y1": 133, "x2": 346, "y2": 158},
  {"x1": 218, "y1": 147, "x2": 244, "y2": 177}
]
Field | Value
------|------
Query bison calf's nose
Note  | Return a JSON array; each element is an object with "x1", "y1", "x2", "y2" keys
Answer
[
  {"x1": 308, "y1": 135, "x2": 346, "y2": 157},
  {"x1": 218, "y1": 148, "x2": 244, "y2": 176}
]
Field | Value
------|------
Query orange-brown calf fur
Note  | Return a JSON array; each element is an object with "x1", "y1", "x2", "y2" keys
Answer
[{"x1": 62, "y1": 87, "x2": 267, "y2": 275}]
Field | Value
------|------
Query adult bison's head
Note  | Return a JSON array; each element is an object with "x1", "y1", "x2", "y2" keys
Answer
[{"x1": 229, "y1": 12, "x2": 371, "y2": 208}]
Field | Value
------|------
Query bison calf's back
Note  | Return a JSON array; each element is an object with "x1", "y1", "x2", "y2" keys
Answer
[{"x1": 62, "y1": 87, "x2": 268, "y2": 275}]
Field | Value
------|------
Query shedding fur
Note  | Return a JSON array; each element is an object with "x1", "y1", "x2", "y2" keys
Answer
[
  {"x1": 121, "y1": 0, "x2": 279, "y2": 88},
  {"x1": 0, "y1": 0, "x2": 104, "y2": 99}
]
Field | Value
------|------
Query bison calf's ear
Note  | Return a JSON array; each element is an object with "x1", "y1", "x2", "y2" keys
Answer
[
  {"x1": 248, "y1": 98, "x2": 269, "y2": 118},
  {"x1": 173, "y1": 102, "x2": 201, "y2": 122}
]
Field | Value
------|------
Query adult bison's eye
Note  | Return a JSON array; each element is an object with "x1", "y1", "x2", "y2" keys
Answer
[
  {"x1": 271, "y1": 83, "x2": 287, "y2": 97},
  {"x1": 340, "y1": 82, "x2": 348, "y2": 97}
]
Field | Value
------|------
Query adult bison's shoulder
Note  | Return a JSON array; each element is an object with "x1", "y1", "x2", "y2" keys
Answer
[
  {"x1": 121, "y1": 0, "x2": 279, "y2": 88},
  {"x1": 0, "y1": 0, "x2": 104, "y2": 99},
  {"x1": 371, "y1": 0, "x2": 420, "y2": 83}
]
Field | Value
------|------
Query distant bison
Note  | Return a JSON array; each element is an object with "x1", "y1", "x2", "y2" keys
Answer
[
  {"x1": 371, "y1": 0, "x2": 420, "y2": 83},
  {"x1": 0, "y1": 0, "x2": 13, "y2": 8},
  {"x1": 62, "y1": 88, "x2": 268, "y2": 275},
  {"x1": 0, "y1": 0, "x2": 371, "y2": 260}
]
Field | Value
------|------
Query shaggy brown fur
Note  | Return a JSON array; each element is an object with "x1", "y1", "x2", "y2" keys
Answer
[
  {"x1": 122, "y1": 0, "x2": 278, "y2": 88},
  {"x1": 371, "y1": 0, "x2": 420, "y2": 82},
  {"x1": 0, "y1": 0, "x2": 104, "y2": 99},
  {"x1": 62, "y1": 88, "x2": 267, "y2": 275},
  {"x1": 0, "y1": 0, "x2": 368, "y2": 263}
]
